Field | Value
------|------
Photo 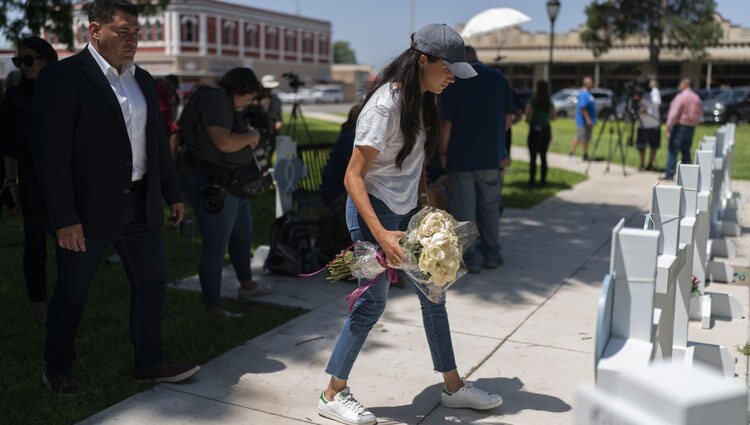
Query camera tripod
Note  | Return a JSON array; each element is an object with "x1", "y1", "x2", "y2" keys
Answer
[
  {"x1": 585, "y1": 106, "x2": 637, "y2": 177},
  {"x1": 286, "y1": 91, "x2": 313, "y2": 144}
]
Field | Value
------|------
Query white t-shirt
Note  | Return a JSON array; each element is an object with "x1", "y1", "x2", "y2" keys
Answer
[{"x1": 354, "y1": 83, "x2": 425, "y2": 215}]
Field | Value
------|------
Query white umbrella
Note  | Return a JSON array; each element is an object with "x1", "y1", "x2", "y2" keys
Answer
[{"x1": 460, "y1": 8, "x2": 532, "y2": 39}]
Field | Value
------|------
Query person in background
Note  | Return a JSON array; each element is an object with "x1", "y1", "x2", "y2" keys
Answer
[
  {"x1": 179, "y1": 67, "x2": 273, "y2": 318},
  {"x1": 663, "y1": 78, "x2": 702, "y2": 180},
  {"x1": 568, "y1": 76, "x2": 597, "y2": 161},
  {"x1": 650, "y1": 78, "x2": 661, "y2": 107},
  {"x1": 634, "y1": 88, "x2": 661, "y2": 171},
  {"x1": 0, "y1": 37, "x2": 58, "y2": 325},
  {"x1": 525, "y1": 80, "x2": 555, "y2": 188},
  {"x1": 440, "y1": 45, "x2": 514, "y2": 273},
  {"x1": 259, "y1": 74, "x2": 283, "y2": 139},
  {"x1": 164, "y1": 74, "x2": 181, "y2": 119},
  {"x1": 157, "y1": 80, "x2": 180, "y2": 157},
  {"x1": 320, "y1": 104, "x2": 360, "y2": 205}
]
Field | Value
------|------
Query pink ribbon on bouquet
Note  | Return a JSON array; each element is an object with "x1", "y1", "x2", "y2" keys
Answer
[
  {"x1": 298, "y1": 244, "x2": 398, "y2": 311},
  {"x1": 344, "y1": 250, "x2": 398, "y2": 311}
]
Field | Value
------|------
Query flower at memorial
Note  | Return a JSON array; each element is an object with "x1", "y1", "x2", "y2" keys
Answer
[{"x1": 315, "y1": 207, "x2": 478, "y2": 306}]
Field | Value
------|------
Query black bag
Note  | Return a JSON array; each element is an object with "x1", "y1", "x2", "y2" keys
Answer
[
  {"x1": 314, "y1": 194, "x2": 352, "y2": 264},
  {"x1": 181, "y1": 86, "x2": 270, "y2": 198},
  {"x1": 264, "y1": 213, "x2": 319, "y2": 276}
]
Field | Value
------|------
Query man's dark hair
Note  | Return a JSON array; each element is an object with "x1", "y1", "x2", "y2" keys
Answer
[
  {"x1": 218, "y1": 67, "x2": 261, "y2": 98},
  {"x1": 88, "y1": 0, "x2": 139, "y2": 24}
]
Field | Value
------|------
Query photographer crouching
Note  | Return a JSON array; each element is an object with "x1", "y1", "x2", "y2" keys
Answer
[{"x1": 179, "y1": 67, "x2": 273, "y2": 318}]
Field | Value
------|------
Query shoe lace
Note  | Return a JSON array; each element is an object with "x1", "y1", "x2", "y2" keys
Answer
[
  {"x1": 462, "y1": 381, "x2": 490, "y2": 399},
  {"x1": 341, "y1": 393, "x2": 368, "y2": 416}
]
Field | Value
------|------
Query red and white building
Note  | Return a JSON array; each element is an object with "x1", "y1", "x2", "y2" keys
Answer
[{"x1": 42, "y1": 0, "x2": 333, "y2": 85}]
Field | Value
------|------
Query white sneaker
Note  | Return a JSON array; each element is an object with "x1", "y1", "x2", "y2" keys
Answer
[
  {"x1": 318, "y1": 387, "x2": 377, "y2": 425},
  {"x1": 440, "y1": 381, "x2": 503, "y2": 410}
]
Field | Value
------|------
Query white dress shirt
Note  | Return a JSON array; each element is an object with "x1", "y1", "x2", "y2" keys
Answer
[{"x1": 87, "y1": 43, "x2": 148, "y2": 182}]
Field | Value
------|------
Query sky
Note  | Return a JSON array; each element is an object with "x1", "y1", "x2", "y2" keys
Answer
[{"x1": 226, "y1": 0, "x2": 750, "y2": 69}]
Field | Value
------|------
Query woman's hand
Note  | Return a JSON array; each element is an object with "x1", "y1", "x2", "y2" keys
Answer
[{"x1": 375, "y1": 229, "x2": 406, "y2": 267}]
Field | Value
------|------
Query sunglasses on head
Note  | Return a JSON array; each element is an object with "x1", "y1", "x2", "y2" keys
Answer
[{"x1": 12, "y1": 55, "x2": 41, "y2": 68}]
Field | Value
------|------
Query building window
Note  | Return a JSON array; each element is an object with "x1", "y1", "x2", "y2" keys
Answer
[
  {"x1": 155, "y1": 21, "x2": 163, "y2": 41},
  {"x1": 266, "y1": 27, "x2": 278, "y2": 50},
  {"x1": 141, "y1": 22, "x2": 151, "y2": 41},
  {"x1": 182, "y1": 19, "x2": 196, "y2": 42},
  {"x1": 78, "y1": 24, "x2": 89, "y2": 44},
  {"x1": 303, "y1": 33, "x2": 313, "y2": 54},
  {"x1": 224, "y1": 21, "x2": 236, "y2": 46},
  {"x1": 319, "y1": 35, "x2": 329, "y2": 56},
  {"x1": 285, "y1": 29, "x2": 296, "y2": 52},
  {"x1": 246, "y1": 24, "x2": 257, "y2": 48}
]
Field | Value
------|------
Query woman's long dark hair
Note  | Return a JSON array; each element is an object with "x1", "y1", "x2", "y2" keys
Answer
[
  {"x1": 532, "y1": 80, "x2": 551, "y2": 113},
  {"x1": 358, "y1": 47, "x2": 441, "y2": 169}
]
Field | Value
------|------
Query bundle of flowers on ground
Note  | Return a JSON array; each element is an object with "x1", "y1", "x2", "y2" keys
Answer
[{"x1": 324, "y1": 207, "x2": 478, "y2": 305}]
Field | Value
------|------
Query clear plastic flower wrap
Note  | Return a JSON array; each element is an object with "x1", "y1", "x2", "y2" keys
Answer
[{"x1": 323, "y1": 207, "x2": 479, "y2": 305}]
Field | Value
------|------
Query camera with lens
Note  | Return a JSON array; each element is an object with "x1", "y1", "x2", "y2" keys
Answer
[
  {"x1": 199, "y1": 182, "x2": 225, "y2": 215},
  {"x1": 624, "y1": 78, "x2": 648, "y2": 97},
  {"x1": 282, "y1": 72, "x2": 304, "y2": 91}
]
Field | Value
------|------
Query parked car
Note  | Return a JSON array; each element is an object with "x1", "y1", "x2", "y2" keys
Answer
[
  {"x1": 277, "y1": 89, "x2": 316, "y2": 104},
  {"x1": 552, "y1": 88, "x2": 614, "y2": 118},
  {"x1": 702, "y1": 87, "x2": 750, "y2": 124},
  {"x1": 310, "y1": 86, "x2": 344, "y2": 103}
]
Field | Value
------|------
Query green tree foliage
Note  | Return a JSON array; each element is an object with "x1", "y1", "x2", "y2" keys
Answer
[
  {"x1": 0, "y1": 0, "x2": 170, "y2": 50},
  {"x1": 580, "y1": 0, "x2": 723, "y2": 77},
  {"x1": 333, "y1": 40, "x2": 357, "y2": 64}
]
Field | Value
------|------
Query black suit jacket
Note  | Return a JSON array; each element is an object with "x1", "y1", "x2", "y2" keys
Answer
[{"x1": 32, "y1": 46, "x2": 182, "y2": 240}]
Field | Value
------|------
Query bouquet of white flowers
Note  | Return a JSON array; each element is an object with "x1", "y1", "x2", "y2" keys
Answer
[{"x1": 323, "y1": 207, "x2": 478, "y2": 307}]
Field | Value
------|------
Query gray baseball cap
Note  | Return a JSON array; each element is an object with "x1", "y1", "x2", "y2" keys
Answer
[{"x1": 412, "y1": 23, "x2": 477, "y2": 79}]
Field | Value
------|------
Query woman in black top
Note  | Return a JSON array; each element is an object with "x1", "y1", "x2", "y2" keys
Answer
[
  {"x1": 525, "y1": 80, "x2": 555, "y2": 187},
  {"x1": 1, "y1": 37, "x2": 58, "y2": 324}
]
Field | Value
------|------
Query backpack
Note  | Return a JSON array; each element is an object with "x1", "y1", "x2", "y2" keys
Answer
[{"x1": 264, "y1": 213, "x2": 319, "y2": 276}]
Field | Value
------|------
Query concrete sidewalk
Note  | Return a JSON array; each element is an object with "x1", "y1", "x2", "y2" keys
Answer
[{"x1": 79, "y1": 152, "x2": 749, "y2": 425}]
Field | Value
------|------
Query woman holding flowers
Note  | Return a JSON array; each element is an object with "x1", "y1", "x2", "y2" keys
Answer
[{"x1": 317, "y1": 24, "x2": 503, "y2": 425}]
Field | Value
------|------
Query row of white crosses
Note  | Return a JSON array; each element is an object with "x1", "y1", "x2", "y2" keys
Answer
[{"x1": 581, "y1": 124, "x2": 746, "y2": 424}]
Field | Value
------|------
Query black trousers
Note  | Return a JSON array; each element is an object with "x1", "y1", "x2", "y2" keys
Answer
[
  {"x1": 17, "y1": 155, "x2": 49, "y2": 303},
  {"x1": 527, "y1": 126, "x2": 552, "y2": 184},
  {"x1": 44, "y1": 178, "x2": 166, "y2": 375}
]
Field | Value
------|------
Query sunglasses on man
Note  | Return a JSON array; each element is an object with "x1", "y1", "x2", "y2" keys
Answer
[{"x1": 12, "y1": 55, "x2": 41, "y2": 68}]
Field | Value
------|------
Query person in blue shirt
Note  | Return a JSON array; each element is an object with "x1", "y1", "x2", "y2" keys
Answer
[
  {"x1": 568, "y1": 76, "x2": 597, "y2": 161},
  {"x1": 439, "y1": 46, "x2": 515, "y2": 273}
]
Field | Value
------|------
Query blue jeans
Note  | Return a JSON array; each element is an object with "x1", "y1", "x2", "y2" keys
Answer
[
  {"x1": 182, "y1": 173, "x2": 253, "y2": 309},
  {"x1": 665, "y1": 124, "x2": 696, "y2": 179},
  {"x1": 448, "y1": 170, "x2": 502, "y2": 266},
  {"x1": 325, "y1": 195, "x2": 457, "y2": 380}
]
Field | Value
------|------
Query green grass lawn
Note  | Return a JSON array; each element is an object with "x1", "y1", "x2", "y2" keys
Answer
[
  {"x1": 510, "y1": 119, "x2": 750, "y2": 180},
  {"x1": 0, "y1": 207, "x2": 305, "y2": 425}
]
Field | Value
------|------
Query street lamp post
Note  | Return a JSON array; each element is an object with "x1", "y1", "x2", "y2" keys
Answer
[{"x1": 547, "y1": 0, "x2": 561, "y2": 88}]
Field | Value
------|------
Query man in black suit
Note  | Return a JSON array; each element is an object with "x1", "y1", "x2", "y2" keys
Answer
[{"x1": 32, "y1": 0, "x2": 199, "y2": 396}]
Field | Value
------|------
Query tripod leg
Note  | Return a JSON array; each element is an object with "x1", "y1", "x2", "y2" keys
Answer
[{"x1": 295, "y1": 103, "x2": 314, "y2": 144}]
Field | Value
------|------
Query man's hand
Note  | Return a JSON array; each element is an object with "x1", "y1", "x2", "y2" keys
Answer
[
  {"x1": 56, "y1": 224, "x2": 86, "y2": 252},
  {"x1": 500, "y1": 158, "x2": 511, "y2": 169},
  {"x1": 586, "y1": 118, "x2": 593, "y2": 128},
  {"x1": 169, "y1": 203, "x2": 185, "y2": 226}
]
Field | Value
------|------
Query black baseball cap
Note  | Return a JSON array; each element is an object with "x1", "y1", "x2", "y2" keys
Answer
[{"x1": 412, "y1": 23, "x2": 477, "y2": 79}]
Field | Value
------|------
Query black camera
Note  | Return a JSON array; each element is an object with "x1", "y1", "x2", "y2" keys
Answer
[
  {"x1": 624, "y1": 79, "x2": 648, "y2": 97},
  {"x1": 199, "y1": 182, "x2": 225, "y2": 215},
  {"x1": 282, "y1": 72, "x2": 304, "y2": 90}
]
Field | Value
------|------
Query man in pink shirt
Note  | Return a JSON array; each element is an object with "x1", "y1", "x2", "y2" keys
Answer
[{"x1": 664, "y1": 78, "x2": 702, "y2": 180}]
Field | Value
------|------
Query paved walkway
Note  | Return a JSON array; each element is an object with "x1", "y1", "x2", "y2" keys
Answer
[{"x1": 79, "y1": 148, "x2": 749, "y2": 424}]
